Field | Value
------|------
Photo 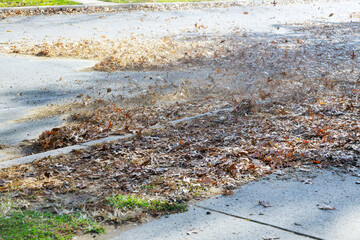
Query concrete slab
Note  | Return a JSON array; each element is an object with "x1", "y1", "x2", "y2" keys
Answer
[
  {"x1": 197, "y1": 170, "x2": 360, "y2": 240},
  {"x1": 111, "y1": 206, "x2": 309, "y2": 240}
]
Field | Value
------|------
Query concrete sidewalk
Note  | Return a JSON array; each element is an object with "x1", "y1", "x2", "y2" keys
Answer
[{"x1": 113, "y1": 169, "x2": 360, "y2": 240}]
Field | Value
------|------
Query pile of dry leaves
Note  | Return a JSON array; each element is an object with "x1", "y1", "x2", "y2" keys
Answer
[
  {"x1": 0, "y1": 87, "x2": 359, "y2": 223},
  {"x1": 5, "y1": 37, "x2": 232, "y2": 71},
  {"x1": 33, "y1": 87, "x2": 229, "y2": 152},
  {"x1": 0, "y1": 15, "x2": 359, "y2": 228}
]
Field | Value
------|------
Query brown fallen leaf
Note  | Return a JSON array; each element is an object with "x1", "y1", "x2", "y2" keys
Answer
[
  {"x1": 198, "y1": 177, "x2": 216, "y2": 185},
  {"x1": 222, "y1": 189, "x2": 234, "y2": 196},
  {"x1": 350, "y1": 50, "x2": 356, "y2": 60},
  {"x1": 259, "y1": 200, "x2": 272, "y2": 208}
]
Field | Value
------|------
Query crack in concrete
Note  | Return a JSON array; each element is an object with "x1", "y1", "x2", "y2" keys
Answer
[{"x1": 195, "y1": 205, "x2": 325, "y2": 240}]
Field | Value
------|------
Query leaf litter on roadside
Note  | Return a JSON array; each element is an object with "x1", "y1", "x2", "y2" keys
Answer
[
  {"x1": 0, "y1": 19, "x2": 359, "y2": 232},
  {"x1": 259, "y1": 200, "x2": 272, "y2": 208}
]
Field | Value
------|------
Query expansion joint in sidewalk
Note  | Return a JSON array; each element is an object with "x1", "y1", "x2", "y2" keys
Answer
[{"x1": 195, "y1": 205, "x2": 325, "y2": 240}]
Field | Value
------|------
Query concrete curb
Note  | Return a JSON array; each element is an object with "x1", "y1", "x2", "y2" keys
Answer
[
  {"x1": 0, "y1": 1, "x2": 247, "y2": 13},
  {"x1": 0, "y1": 107, "x2": 233, "y2": 169},
  {"x1": 0, "y1": 134, "x2": 133, "y2": 169}
]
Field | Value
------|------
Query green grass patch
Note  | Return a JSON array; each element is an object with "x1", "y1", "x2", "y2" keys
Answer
[
  {"x1": 101, "y1": 0, "x2": 218, "y2": 3},
  {"x1": 107, "y1": 194, "x2": 187, "y2": 212},
  {"x1": 0, "y1": 210, "x2": 104, "y2": 240},
  {"x1": 0, "y1": 0, "x2": 80, "y2": 7}
]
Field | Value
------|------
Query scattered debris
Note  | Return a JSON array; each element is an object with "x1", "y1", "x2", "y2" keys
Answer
[
  {"x1": 222, "y1": 190, "x2": 234, "y2": 196},
  {"x1": 317, "y1": 204, "x2": 336, "y2": 210},
  {"x1": 187, "y1": 228, "x2": 198, "y2": 235},
  {"x1": 258, "y1": 201, "x2": 272, "y2": 208},
  {"x1": 263, "y1": 237, "x2": 280, "y2": 240},
  {"x1": 301, "y1": 179, "x2": 313, "y2": 184}
]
